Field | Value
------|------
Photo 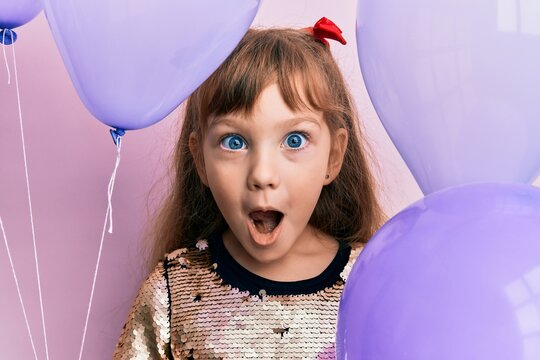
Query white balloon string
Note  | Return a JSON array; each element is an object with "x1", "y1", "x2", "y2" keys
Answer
[
  {"x1": 107, "y1": 139, "x2": 122, "y2": 234},
  {"x1": 2, "y1": 29, "x2": 11, "y2": 84},
  {"x1": 11, "y1": 40, "x2": 50, "y2": 360},
  {"x1": 78, "y1": 138, "x2": 122, "y2": 360},
  {"x1": 0, "y1": 217, "x2": 40, "y2": 360}
]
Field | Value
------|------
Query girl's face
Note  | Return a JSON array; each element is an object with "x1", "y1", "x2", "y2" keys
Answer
[{"x1": 190, "y1": 83, "x2": 347, "y2": 264}]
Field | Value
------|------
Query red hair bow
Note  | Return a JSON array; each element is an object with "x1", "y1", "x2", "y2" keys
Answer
[{"x1": 305, "y1": 17, "x2": 347, "y2": 47}]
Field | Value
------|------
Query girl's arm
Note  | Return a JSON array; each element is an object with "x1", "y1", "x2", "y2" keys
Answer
[{"x1": 112, "y1": 259, "x2": 172, "y2": 360}]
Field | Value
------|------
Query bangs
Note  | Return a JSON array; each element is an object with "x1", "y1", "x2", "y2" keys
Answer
[{"x1": 195, "y1": 28, "x2": 337, "y2": 130}]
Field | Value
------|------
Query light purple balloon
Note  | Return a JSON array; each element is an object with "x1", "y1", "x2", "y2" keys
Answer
[
  {"x1": 43, "y1": 0, "x2": 260, "y2": 130},
  {"x1": 337, "y1": 182, "x2": 540, "y2": 359},
  {"x1": 356, "y1": 0, "x2": 540, "y2": 195},
  {"x1": 0, "y1": 0, "x2": 41, "y2": 29}
]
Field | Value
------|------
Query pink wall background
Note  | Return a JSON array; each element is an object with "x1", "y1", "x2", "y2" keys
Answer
[{"x1": 3, "y1": 1, "x2": 536, "y2": 359}]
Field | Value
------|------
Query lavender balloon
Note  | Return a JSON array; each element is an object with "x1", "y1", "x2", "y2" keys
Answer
[
  {"x1": 43, "y1": 0, "x2": 260, "y2": 131},
  {"x1": 0, "y1": 0, "x2": 42, "y2": 44},
  {"x1": 0, "y1": 0, "x2": 41, "y2": 29},
  {"x1": 337, "y1": 182, "x2": 540, "y2": 359},
  {"x1": 356, "y1": 0, "x2": 540, "y2": 194}
]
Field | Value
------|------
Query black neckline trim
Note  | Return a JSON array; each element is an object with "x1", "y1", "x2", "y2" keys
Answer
[{"x1": 208, "y1": 230, "x2": 351, "y2": 296}]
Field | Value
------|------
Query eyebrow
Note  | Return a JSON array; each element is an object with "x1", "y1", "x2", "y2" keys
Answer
[{"x1": 209, "y1": 116, "x2": 321, "y2": 130}]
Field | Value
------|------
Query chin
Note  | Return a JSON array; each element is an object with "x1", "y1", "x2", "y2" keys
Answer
[{"x1": 245, "y1": 242, "x2": 290, "y2": 265}]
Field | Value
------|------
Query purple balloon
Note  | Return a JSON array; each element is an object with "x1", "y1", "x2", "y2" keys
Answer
[
  {"x1": 43, "y1": 0, "x2": 260, "y2": 131},
  {"x1": 337, "y1": 182, "x2": 540, "y2": 359},
  {"x1": 356, "y1": 0, "x2": 540, "y2": 194},
  {"x1": 0, "y1": 0, "x2": 41, "y2": 29}
]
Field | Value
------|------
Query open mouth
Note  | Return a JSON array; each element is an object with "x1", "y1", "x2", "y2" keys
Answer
[
  {"x1": 247, "y1": 209, "x2": 285, "y2": 247},
  {"x1": 249, "y1": 210, "x2": 284, "y2": 234}
]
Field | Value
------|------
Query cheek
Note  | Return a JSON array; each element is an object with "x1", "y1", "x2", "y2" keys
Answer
[
  {"x1": 203, "y1": 156, "x2": 243, "y2": 211},
  {"x1": 203, "y1": 144, "x2": 237, "y2": 188},
  {"x1": 286, "y1": 148, "x2": 330, "y2": 211},
  {"x1": 287, "y1": 147, "x2": 329, "y2": 185},
  {"x1": 207, "y1": 164, "x2": 238, "y2": 195},
  {"x1": 285, "y1": 162, "x2": 326, "y2": 210}
]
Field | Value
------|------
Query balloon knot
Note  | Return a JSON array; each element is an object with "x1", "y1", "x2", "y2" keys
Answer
[
  {"x1": 109, "y1": 128, "x2": 126, "y2": 146},
  {"x1": 0, "y1": 29, "x2": 17, "y2": 45}
]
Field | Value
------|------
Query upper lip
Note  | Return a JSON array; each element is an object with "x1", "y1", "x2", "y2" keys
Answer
[{"x1": 248, "y1": 206, "x2": 284, "y2": 215}]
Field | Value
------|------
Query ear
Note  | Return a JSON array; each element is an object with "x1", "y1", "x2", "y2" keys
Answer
[
  {"x1": 188, "y1": 131, "x2": 209, "y2": 186},
  {"x1": 324, "y1": 127, "x2": 348, "y2": 185}
]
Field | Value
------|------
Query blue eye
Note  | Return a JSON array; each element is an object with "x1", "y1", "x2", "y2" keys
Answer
[
  {"x1": 219, "y1": 132, "x2": 309, "y2": 151},
  {"x1": 284, "y1": 132, "x2": 308, "y2": 150},
  {"x1": 220, "y1": 134, "x2": 246, "y2": 150}
]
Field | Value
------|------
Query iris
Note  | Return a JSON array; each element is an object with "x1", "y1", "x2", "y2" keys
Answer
[
  {"x1": 286, "y1": 134, "x2": 302, "y2": 148},
  {"x1": 225, "y1": 136, "x2": 244, "y2": 150},
  {"x1": 220, "y1": 132, "x2": 307, "y2": 151}
]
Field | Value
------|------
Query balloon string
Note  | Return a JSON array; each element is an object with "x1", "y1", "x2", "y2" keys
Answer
[
  {"x1": 2, "y1": 29, "x2": 11, "y2": 84},
  {"x1": 107, "y1": 139, "x2": 122, "y2": 233},
  {"x1": 0, "y1": 217, "x2": 40, "y2": 360},
  {"x1": 78, "y1": 139, "x2": 122, "y2": 360},
  {"x1": 11, "y1": 38, "x2": 50, "y2": 360}
]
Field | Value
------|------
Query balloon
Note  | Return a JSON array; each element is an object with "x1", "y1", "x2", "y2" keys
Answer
[
  {"x1": 337, "y1": 182, "x2": 540, "y2": 359},
  {"x1": 43, "y1": 0, "x2": 260, "y2": 131},
  {"x1": 0, "y1": 0, "x2": 41, "y2": 30},
  {"x1": 356, "y1": 0, "x2": 540, "y2": 195}
]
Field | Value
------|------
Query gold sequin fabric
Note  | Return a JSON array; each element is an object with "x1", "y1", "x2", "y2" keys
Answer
[
  {"x1": 113, "y1": 240, "x2": 362, "y2": 359},
  {"x1": 113, "y1": 260, "x2": 172, "y2": 359}
]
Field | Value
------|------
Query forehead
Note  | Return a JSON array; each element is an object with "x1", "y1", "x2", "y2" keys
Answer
[
  {"x1": 209, "y1": 115, "x2": 322, "y2": 130},
  {"x1": 208, "y1": 83, "x2": 323, "y2": 130}
]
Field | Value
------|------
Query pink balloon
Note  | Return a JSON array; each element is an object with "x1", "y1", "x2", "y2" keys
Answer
[{"x1": 43, "y1": 0, "x2": 260, "y2": 131}]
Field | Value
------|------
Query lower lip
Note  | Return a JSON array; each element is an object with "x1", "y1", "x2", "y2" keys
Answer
[{"x1": 246, "y1": 215, "x2": 284, "y2": 247}]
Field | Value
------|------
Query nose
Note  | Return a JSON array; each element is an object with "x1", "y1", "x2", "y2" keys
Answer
[{"x1": 247, "y1": 147, "x2": 280, "y2": 191}]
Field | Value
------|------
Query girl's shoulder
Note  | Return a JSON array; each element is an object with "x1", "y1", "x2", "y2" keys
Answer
[
  {"x1": 161, "y1": 239, "x2": 216, "y2": 287},
  {"x1": 113, "y1": 255, "x2": 171, "y2": 358},
  {"x1": 340, "y1": 243, "x2": 364, "y2": 282},
  {"x1": 163, "y1": 239, "x2": 211, "y2": 266}
]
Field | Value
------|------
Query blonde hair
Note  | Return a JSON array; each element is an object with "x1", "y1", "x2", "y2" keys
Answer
[{"x1": 144, "y1": 27, "x2": 387, "y2": 271}]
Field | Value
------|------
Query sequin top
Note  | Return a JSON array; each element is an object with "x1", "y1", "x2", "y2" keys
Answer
[{"x1": 113, "y1": 233, "x2": 363, "y2": 359}]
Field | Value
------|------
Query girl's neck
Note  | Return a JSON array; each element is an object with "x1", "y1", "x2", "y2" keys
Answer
[{"x1": 222, "y1": 226, "x2": 340, "y2": 282}]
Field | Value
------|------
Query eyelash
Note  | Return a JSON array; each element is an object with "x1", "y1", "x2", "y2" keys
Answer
[{"x1": 218, "y1": 131, "x2": 311, "y2": 152}]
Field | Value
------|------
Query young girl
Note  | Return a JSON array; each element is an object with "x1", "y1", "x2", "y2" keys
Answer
[{"x1": 113, "y1": 17, "x2": 385, "y2": 360}]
